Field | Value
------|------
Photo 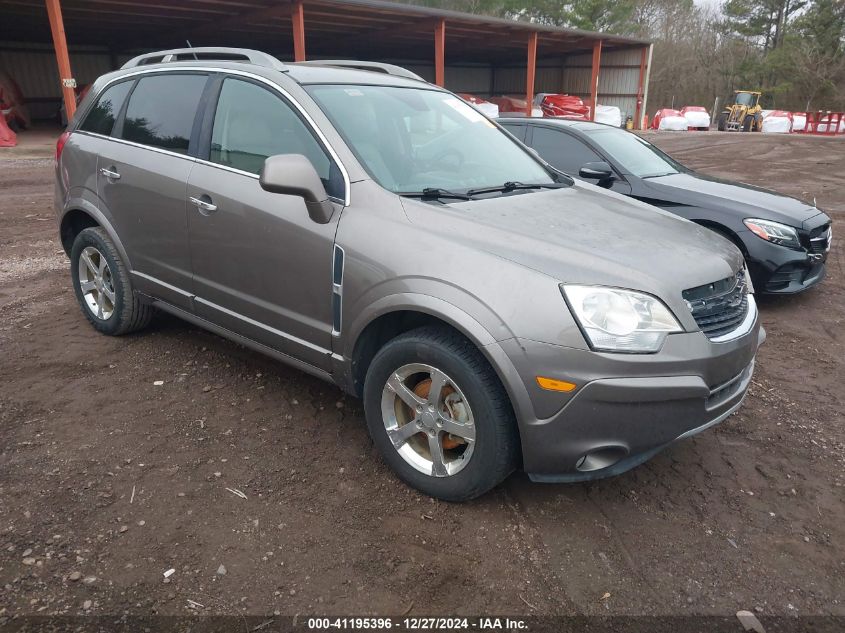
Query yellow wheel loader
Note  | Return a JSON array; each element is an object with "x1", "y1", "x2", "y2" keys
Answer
[{"x1": 717, "y1": 91, "x2": 763, "y2": 132}]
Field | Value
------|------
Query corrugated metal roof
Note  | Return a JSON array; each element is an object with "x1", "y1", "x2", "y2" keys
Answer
[{"x1": 0, "y1": 0, "x2": 649, "y2": 63}]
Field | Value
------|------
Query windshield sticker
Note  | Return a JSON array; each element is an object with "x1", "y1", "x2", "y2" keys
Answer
[
  {"x1": 344, "y1": 88, "x2": 364, "y2": 97},
  {"x1": 442, "y1": 97, "x2": 485, "y2": 123}
]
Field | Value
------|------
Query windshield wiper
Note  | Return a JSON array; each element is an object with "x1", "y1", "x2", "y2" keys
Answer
[
  {"x1": 641, "y1": 172, "x2": 678, "y2": 179},
  {"x1": 398, "y1": 187, "x2": 472, "y2": 201},
  {"x1": 465, "y1": 181, "x2": 568, "y2": 197}
]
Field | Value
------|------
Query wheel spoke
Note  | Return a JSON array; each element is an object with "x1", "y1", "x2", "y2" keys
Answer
[
  {"x1": 440, "y1": 415, "x2": 476, "y2": 442},
  {"x1": 96, "y1": 292, "x2": 105, "y2": 319},
  {"x1": 80, "y1": 280, "x2": 97, "y2": 294},
  {"x1": 98, "y1": 255, "x2": 108, "y2": 275},
  {"x1": 81, "y1": 251, "x2": 98, "y2": 277},
  {"x1": 427, "y1": 432, "x2": 448, "y2": 477},
  {"x1": 387, "y1": 373, "x2": 425, "y2": 409},
  {"x1": 426, "y1": 369, "x2": 447, "y2": 406},
  {"x1": 387, "y1": 420, "x2": 421, "y2": 448},
  {"x1": 102, "y1": 285, "x2": 116, "y2": 304}
]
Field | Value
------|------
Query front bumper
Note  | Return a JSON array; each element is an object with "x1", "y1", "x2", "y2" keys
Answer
[
  {"x1": 741, "y1": 224, "x2": 831, "y2": 295},
  {"x1": 493, "y1": 303, "x2": 764, "y2": 481}
]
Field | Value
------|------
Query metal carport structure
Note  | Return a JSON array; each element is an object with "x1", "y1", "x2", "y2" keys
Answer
[{"x1": 0, "y1": 0, "x2": 653, "y2": 127}]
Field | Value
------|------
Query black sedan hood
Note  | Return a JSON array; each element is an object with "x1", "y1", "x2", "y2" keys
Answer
[{"x1": 638, "y1": 172, "x2": 821, "y2": 228}]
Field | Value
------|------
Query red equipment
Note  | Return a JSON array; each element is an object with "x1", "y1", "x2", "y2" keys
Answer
[
  {"x1": 0, "y1": 70, "x2": 30, "y2": 129},
  {"x1": 538, "y1": 94, "x2": 590, "y2": 120},
  {"x1": 489, "y1": 95, "x2": 532, "y2": 114},
  {"x1": 0, "y1": 115, "x2": 16, "y2": 147},
  {"x1": 796, "y1": 112, "x2": 845, "y2": 135},
  {"x1": 458, "y1": 93, "x2": 490, "y2": 106}
]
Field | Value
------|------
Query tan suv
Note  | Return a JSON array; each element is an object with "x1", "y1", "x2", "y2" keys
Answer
[{"x1": 56, "y1": 48, "x2": 763, "y2": 500}]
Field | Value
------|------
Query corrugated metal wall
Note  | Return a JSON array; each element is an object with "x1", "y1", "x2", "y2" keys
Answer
[
  {"x1": 0, "y1": 46, "x2": 117, "y2": 119},
  {"x1": 561, "y1": 48, "x2": 642, "y2": 121},
  {"x1": 0, "y1": 44, "x2": 645, "y2": 122}
]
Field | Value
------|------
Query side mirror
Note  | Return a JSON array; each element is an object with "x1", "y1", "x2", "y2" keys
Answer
[
  {"x1": 259, "y1": 154, "x2": 335, "y2": 224},
  {"x1": 579, "y1": 161, "x2": 614, "y2": 181}
]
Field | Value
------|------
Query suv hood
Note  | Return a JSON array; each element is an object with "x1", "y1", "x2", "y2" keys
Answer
[
  {"x1": 639, "y1": 172, "x2": 820, "y2": 227},
  {"x1": 401, "y1": 182, "x2": 743, "y2": 318}
]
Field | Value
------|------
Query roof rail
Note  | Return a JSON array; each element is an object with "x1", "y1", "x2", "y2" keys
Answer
[
  {"x1": 122, "y1": 47, "x2": 287, "y2": 72},
  {"x1": 294, "y1": 60, "x2": 424, "y2": 81}
]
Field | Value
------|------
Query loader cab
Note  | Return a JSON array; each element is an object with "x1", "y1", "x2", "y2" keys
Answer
[{"x1": 733, "y1": 91, "x2": 760, "y2": 107}]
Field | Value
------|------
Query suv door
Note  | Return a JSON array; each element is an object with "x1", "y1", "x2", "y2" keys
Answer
[
  {"x1": 97, "y1": 72, "x2": 209, "y2": 309},
  {"x1": 186, "y1": 75, "x2": 346, "y2": 371}
]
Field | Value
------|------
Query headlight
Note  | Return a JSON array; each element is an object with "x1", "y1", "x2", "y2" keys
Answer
[
  {"x1": 561, "y1": 285, "x2": 682, "y2": 353},
  {"x1": 743, "y1": 218, "x2": 801, "y2": 249}
]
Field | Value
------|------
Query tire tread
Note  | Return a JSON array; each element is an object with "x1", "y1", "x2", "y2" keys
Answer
[{"x1": 72, "y1": 227, "x2": 152, "y2": 336}]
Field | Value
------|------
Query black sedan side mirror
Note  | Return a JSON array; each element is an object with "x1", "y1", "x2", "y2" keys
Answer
[
  {"x1": 260, "y1": 154, "x2": 335, "y2": 224},
  {"x1": 579, "y1": 161, "x2": 614, "y2": 181}
]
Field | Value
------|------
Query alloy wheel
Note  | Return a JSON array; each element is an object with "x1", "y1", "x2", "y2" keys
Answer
[
  {"x1": 77, "y1": 246, "x2": 115, "y2": 320},
  {"x1": 380, "y1": 363, "x2": 476, "y2": 477}
]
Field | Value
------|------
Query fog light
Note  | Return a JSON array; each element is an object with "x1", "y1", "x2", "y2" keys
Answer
[
  {"x1": 536, "y1": 376, "x2": 577, "y2": 392},
  {"x1": 575, "y1": 446, "x2": 628, "y2": 472}
]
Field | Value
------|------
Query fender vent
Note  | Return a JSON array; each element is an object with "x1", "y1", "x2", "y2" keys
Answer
[{"x1": 331, "y1": 245, "x2": 345, "y2": 335}]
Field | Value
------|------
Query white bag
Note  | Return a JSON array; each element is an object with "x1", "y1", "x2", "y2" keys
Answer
[
  {"x1": 682, "y1": 109, "x2": 710, "y2": 129},
  {"x1": 595, "y1": 104, "x2": 622, "y2": 127},
  {"x1": 659, "y1": 115, "x2": 689, "y2": 131},
  {"x1": 762, "y1": 114, "x2": 792, "y2": 134}
]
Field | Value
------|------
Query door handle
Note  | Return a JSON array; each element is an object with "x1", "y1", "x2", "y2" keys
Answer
[
  {"x1": 99, "y1": 167, "x2": 121, "y2": 180},
  {"x1": 189, "y1": 195, "x2": 218, "y2": 214}
]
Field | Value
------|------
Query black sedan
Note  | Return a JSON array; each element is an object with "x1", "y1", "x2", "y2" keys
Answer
[{"x1": 500, "y1": 118, "x2": 832, "y2": 294}]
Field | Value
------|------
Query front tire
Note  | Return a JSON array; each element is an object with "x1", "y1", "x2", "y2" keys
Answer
[
  {"x1": 742, "y1": 114, "x2": 755, "y2": 132},
  {"x1": 717, "y1": 113, "x2": 727, "y2": 131},
  {"x1": 70, "y1": 227, "x2": 152, "y2": 336},
  {"x1": 363, "y1": 326, "x2": 519, "y2": 501}
]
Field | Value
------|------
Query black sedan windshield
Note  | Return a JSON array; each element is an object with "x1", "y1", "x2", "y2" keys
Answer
[
  {"x1": 587, "y1": 128, "x2": 685, "y2": 178},
  {"x1": 306, "y1": 84, "x2": 555, "y2": 193}
]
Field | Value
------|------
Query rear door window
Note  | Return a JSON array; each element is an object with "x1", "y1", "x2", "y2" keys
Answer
[
  {"x1": 501, "y1": 123, "x2": 526, "y2": 142},
  {"x1": 530, "y1": 126, "x2": 602, "y2": 174},
  {"x1": 119, "y1": 74, "x2": 207, "y2": 154},
  {"x1": 79, "y1": 80, "x2": 133, "y2": 136},
  {"x1": 209, "y1": 77, "x2": 343, "y2": 199}
]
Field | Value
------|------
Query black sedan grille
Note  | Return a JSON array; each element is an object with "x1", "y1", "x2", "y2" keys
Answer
[
  {"x1": 683, "y1": 271, "x2": 749, "y2": 339},
  {"x1": 808, "y1": 225, "x2": 832, "y2": 254}
]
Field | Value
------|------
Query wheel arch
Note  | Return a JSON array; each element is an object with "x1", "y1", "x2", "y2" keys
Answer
[
  {"x1": 692, "y1": 219, "x2": 749, "y2": 258},
  {"x1": 343, "y1": 294, "x2": 506, "y2": 400},
  {"x1": 59, "y1": 198, "x2": 131, "y2": 269}
]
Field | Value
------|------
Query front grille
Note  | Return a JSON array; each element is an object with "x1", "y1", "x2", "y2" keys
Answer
[
  {"x1": 808, "y1": 225, "x2": 832, "y2": 254},
  {"x1": 683, "y1": 270, "x2": 749, "y2": 339}
]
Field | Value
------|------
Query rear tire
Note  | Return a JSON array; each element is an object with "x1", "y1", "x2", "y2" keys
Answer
[
  {"x1": 363, "y1": 326, "x2": 519, "y2": 501},
  {"x1": 717, "y1": 113, "x2": 727, "y2": 131},
  {"x1": 70, "y1": 227, "x2": 152, "y2": 336}
]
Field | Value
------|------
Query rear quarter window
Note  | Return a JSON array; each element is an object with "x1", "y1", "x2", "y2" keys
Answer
[
  {"x1": 119, "y1": 74, "x2": 207, "y2": 154},
  {"x1": 78, "y1": 80, "x2": 133, "y2": 136}
]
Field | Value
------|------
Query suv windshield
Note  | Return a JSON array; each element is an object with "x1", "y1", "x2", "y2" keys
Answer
[
  {"x1": 587, "y1": 128, "x2": 684, "y2": 178},
  {"x1": 305, "y1": 84, "x2": 556, "y2": 194}
]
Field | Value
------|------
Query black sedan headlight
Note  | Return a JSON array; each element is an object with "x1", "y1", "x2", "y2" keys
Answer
[{"x1": 743, "y1": 218, "x2": 801, "y2": 250}]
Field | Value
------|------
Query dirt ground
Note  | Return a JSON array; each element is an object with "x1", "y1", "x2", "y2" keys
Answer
[{"x1": 0, "y1": 131, "x2": 843, "y2": 622}]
